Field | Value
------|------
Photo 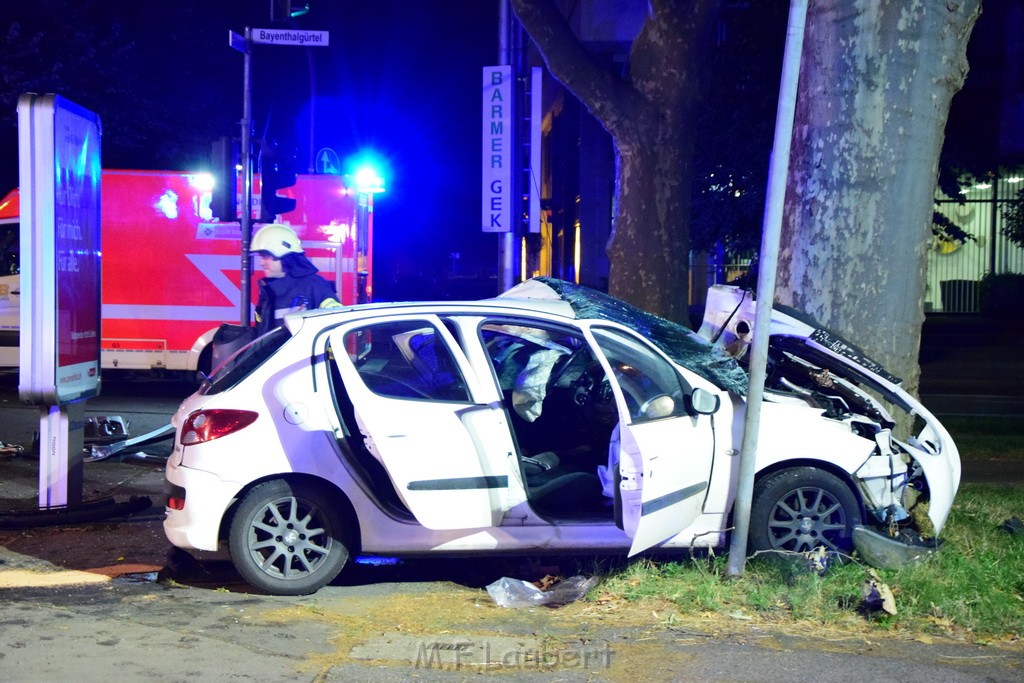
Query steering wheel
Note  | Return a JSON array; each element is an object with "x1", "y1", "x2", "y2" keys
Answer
[
  {"x1": 549, "y1": 346, "x2": 588, "y2": 386},
  {"x1": 570, "y1": 370, "x2": 595, "y2": 407},
  {"x1": 570, "y1": 367, "x2": 615, "y2": 409}
]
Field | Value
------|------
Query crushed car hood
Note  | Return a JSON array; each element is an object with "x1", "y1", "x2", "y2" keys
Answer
[{"x1": 697, "y1": 284, "x2": 962, "y2": 534}]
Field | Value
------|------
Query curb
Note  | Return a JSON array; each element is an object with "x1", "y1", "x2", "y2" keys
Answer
[{"x1": 0, "y1": 495, "x2": 153, "y2": 529}]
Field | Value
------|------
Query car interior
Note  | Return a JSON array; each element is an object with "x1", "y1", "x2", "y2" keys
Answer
[
  {"x1": 479, "y1": 320, "x2": 617, "y2": 521},
  {"x1": 325, "y1": 317, "x2": 621, "y2": 525}
]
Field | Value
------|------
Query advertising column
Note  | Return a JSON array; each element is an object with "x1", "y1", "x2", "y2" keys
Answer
[{"x1": 17, "y1": 93, "x2": 102, "y2": 508}]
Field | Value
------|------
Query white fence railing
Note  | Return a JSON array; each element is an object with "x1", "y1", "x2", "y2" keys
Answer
[{"x1": 929, "y1": 174, "x2": 1024, "y2": 313}]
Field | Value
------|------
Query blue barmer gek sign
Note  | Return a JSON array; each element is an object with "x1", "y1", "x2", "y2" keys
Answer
[{"x1": 482, "y1": 66, "x2": 511, "y2": 233}]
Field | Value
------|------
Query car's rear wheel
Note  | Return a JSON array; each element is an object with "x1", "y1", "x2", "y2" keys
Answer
[
  {"x1": 228, "y1": 479, "x2": 350, "y2": 595},
  {"x1": 749, "y1": 467, "x2": 861, "y2": 554}
]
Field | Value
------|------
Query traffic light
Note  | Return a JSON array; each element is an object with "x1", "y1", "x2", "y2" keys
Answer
[
  {"x1": 210, "y1": 137, "x2": 238, "y2": 221},
  {"x1": 272, "y1": 0, "x2": 309, "y2": 21},
  {"x1": 260, "y1": 143, "x2": 297, "y2": 221}
]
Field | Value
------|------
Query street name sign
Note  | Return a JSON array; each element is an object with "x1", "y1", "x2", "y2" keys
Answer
[{"x1": 251, "y1": 28, "x2": 329, "y2": 46}]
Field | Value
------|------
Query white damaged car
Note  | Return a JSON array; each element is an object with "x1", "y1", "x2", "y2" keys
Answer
[{"x1": 163, "y1": 278, "x2": 960, "y2": 595}]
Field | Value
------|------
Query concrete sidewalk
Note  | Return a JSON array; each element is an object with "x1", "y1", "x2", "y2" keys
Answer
[{"x1": 0, "y1": 372, "x2": 180, "y2": 517}]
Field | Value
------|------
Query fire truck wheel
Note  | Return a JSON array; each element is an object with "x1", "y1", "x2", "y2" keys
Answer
[{"x1": 228, "y1": 479, "x2": 351, "y2": 595}]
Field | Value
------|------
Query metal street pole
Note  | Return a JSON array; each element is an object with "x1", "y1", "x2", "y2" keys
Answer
[
  {"x1": 306, "y1": 46, "x2": 316, "y2": 173},
  {"x1": 240, "y1": 27, "x2": 254, "y2": 326},
  {"x1": 727, "y1": 0, "x2": 808, "y2": 577},
  {"x1": 498, "y1": 0, "x2": 514, "y2": 293}
]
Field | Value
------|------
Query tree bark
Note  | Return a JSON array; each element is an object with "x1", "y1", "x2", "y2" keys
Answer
[
  {"x1": 511, "y1": 0, "x2": 714, "y2": 323},
  {"x1": 777, "y1": 0, "x2": 981, "y2": 402}
]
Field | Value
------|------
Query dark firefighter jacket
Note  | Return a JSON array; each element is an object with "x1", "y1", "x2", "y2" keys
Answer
[{"x1": 255, "y1": 252, "x2": 341, "y2": 335}]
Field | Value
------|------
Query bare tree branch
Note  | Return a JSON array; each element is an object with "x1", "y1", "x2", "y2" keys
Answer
[{"x1": 509, "y1": 0, "x2": 652, "y2": 146}]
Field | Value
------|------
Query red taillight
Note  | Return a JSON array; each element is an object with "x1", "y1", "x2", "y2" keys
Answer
[
  {"x1": 179, "y1": 409, "x2": 259, "y2": 446},
  {"x1": 167, "y1": 496, "x2": 186, "y2": 511}
]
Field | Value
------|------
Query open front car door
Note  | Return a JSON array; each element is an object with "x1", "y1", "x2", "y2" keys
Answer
[{"x1": 587, "y1": 326, "x2": 720, "y2": 556}]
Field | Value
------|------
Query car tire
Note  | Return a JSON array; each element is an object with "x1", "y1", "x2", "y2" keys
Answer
[
  {"x1": 228, "y1": 479, "x2": 351, "y2": 595},
  {"x1": 749, "y1": 467, "x2": 861, "y2": 554}
]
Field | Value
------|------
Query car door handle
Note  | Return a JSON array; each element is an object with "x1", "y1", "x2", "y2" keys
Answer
[{"x1": 456, "y1": 401, "x2": 503, "y2": 417}]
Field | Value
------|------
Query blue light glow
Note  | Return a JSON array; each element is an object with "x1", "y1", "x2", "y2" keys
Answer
[
  {"x1": 354, "y1": 167, "x2": 385, "y2": 193},
  {"x1": 354, "y1": 555, "x2": 401, "y2": 566},
  {"x1": 344, "y1": 151, "x2": 388, "y2": 194}
]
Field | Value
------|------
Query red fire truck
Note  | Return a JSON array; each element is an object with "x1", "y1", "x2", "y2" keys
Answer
[{"x1": 0, "y1": 169, "x2": 370, "y2": 374}]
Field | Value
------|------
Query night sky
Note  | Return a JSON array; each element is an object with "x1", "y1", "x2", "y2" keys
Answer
[
  {"x1": 0, "y1": 1, "x2": 501, "y2": 301},
  {"x1": 0, "y1": 2, "x2": 1015, "y2": 301}
]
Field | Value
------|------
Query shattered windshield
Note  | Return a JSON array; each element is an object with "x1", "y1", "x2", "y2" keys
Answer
[{"x1": 510, "y1": 278, "x2": 749, "y2": 395}]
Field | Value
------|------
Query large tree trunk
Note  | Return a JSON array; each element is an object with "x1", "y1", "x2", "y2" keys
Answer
[
  {"x1": 511, "y1": 0, "x2": 712, "y2": 323},
  {"x1": 778, "y1": 0, "x2": 981, "y2": 401},
  {"x1": 607, "y1": 9, "x2": 700, "y2": 322},
  {"x1": 608, "y1": 136, "x2": 695, "y2": 323}
]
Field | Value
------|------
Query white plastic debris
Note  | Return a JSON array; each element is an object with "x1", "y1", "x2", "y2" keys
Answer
[{"x1": 486, "y1": 575, "x2": 599, "y2": 608}]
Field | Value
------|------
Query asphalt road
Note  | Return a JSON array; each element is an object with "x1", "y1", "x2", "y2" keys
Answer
[
  {"x1": 0, "y1": 370, "x2": 185, "y2": 514},
  {"x1": 0, "y1": 370, "x2": 1022, "y2": 681},
  {"x1": 3, "y1": 573, "x2": 1023, "y2": 682}
]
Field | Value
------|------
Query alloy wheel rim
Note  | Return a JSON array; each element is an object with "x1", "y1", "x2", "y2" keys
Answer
[
  {"x1": 767, "y1": 485, "x2": 847, "y2": 552},
  {"x1": 247, "y1": 495, "x2": 332, "y2": 579}
]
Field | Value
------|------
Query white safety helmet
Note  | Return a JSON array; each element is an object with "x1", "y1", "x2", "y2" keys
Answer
[{"x1": 251, "y1": 223, "x2": 303, "y2": 258}]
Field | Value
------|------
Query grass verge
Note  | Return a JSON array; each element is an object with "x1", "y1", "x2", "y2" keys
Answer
[
  {"x1": 597, "y1": 483, "x2": 1024, "y2": 640},
  {"x1": 941, "y1": 415, "x2": 1024, "y2": 460}
]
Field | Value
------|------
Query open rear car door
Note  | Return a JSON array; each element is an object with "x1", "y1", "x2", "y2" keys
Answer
[{"x1": 328, "y1": 316, "x2": 517, "y2": 530}]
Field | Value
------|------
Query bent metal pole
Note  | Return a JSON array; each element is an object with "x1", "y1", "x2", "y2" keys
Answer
[{"x1": 727, "y1": 0, "x2": 808, "y2": 577}]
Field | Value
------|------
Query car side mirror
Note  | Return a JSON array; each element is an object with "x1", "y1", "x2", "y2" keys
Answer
[{"x1": 688, "y1": 387, "x2": 720, "y2": 415}]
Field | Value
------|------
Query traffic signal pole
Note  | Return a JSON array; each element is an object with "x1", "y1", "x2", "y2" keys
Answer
[
  {"x1": 239, "y1": 27, "x2": 254, "y2": 327},
  {"x1": 230, "y1": 21, "x2": 328, "y2": 324}
]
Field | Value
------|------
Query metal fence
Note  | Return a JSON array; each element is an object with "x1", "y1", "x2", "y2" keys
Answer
[
  {"x1": 929, "y1": 173, "x2": 1024, "y2": 313},
  {"x1": 689, "y1": 248, "x2": 753, "y2": 309},
  {"x1": 690, "y1": 173, "x2": 1024, "y2": 314}
]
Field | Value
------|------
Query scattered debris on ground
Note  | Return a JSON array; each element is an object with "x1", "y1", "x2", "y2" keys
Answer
[
  {"x1": 860, "y1": 568, "x2": 897, "y2": 616},
  {"x1": 486, "y1": 574, "x2": 600, "y2": 608}
]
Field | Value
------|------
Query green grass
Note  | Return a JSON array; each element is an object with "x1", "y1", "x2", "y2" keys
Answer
[
  {"x1": 590, "y1": 414, "x2": 1024, "y2": 638},
  {"x1": 898, "y1": 483, "x2": 1024, "y2": 636},
  {"x1": 597, "y1": 483, "x2": 1024, "y2": 639},
  {"x1": 941, "y1": 415, "x2": 1024, "y2": 460}
]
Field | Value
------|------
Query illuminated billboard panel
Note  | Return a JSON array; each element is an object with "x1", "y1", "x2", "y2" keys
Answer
[{"x1": 17, "y1": 93, "x2": 101, "y2": 405}]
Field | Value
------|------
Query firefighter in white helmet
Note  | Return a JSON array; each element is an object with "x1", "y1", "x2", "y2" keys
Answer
[{"x1": 251, "y1": 223, "x2": 341, "y2": 334}]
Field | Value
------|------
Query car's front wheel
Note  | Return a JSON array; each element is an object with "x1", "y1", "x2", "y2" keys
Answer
[
  {"x1": 749, "y1": 467, "x2": 861, "y2": 554},
  {"x1": 229, "y1": 479, "x2": 351, "y2": 595}
]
